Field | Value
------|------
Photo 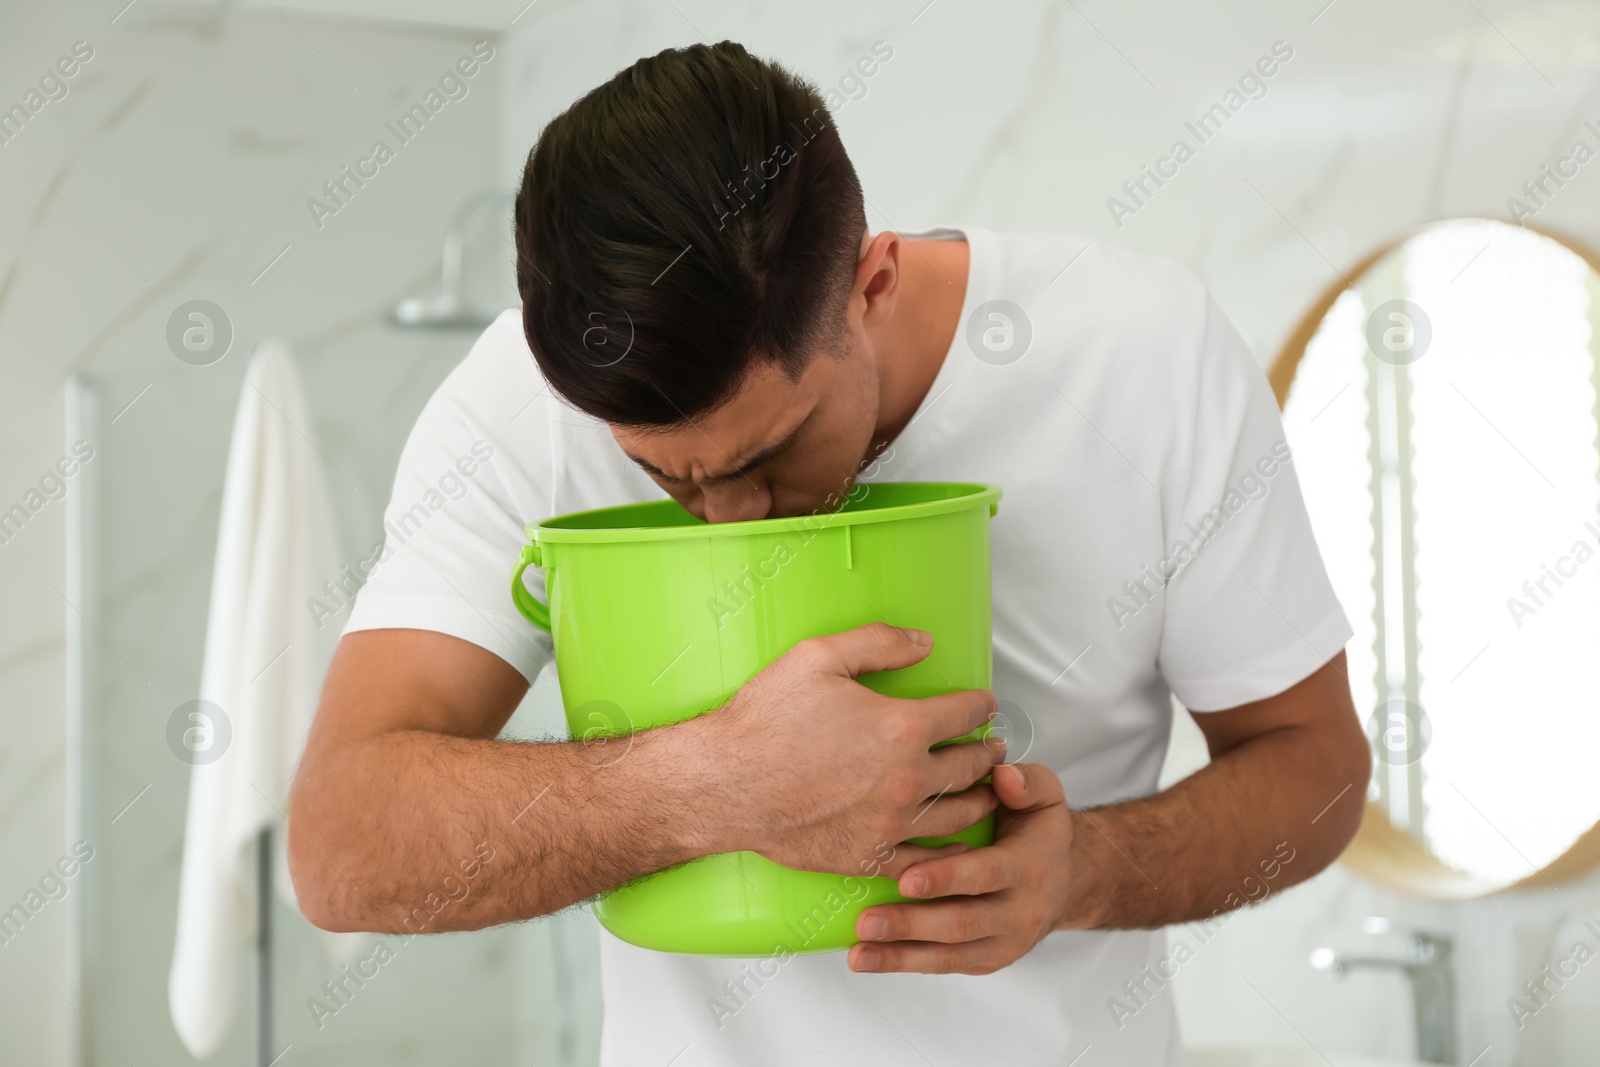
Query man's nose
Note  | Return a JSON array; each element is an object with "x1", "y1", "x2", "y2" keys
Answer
[{"x1": 700, "y1": 480, "x2": 772, "y2": 524}]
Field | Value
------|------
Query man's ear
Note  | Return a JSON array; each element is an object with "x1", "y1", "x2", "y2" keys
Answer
[{"x1": 856, "y1": 232, "x2": 901, "y2": 329}]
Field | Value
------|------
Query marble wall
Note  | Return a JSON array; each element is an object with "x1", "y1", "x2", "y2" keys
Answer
[
  {"x1": 8, "y1": 0, "x2": 1600, "y2": 1064},
  {"x1": 0, "y1": 3, "x2": 585, "y2": 1066}
]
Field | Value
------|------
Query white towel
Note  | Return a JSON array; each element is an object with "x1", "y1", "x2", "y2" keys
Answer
[{"x1": 168, "y1": 339, "x2": 365, "y2": 1058}]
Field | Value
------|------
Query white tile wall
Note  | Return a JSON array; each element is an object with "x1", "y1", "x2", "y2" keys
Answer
[
  {"x1": 0, "y1": 4, "x2": 563, "y2": 1066},
  {"x1": 7, "y1": 0, "x2": 1600, "y2": 1063}
]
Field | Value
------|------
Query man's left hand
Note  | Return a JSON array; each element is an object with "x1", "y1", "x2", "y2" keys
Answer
[{"x1": 848, "y1": 762, "x2": 1074, "y2": 975}]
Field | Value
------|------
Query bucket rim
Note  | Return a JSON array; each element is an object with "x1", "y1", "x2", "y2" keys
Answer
[{"x1": 525, "y1": 481, "x2": 1002, "y2": 545}]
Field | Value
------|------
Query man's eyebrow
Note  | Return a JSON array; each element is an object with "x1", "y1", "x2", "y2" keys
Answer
[
  {"x1": 624, "y1": 414, "x2": 810, "y2": 484},
  {"x1": 624, "y1": 452, "x2": 675, "y2": 479}
]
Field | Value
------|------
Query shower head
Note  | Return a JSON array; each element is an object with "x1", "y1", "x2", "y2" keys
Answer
[
  {"x1": 389, "y1": 189, "x2": 516, "y2": 330},
  {"x1": 389, "y1": 292, "x2": 503, "y2": 330}
]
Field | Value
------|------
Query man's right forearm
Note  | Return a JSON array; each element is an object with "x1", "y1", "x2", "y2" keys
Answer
[
  {"x1": 290, "y1": 621, "x2": 1001, "y2": 938},
  {"x1": 287, "y1": 715, "x2": 731, "y2": 934}
]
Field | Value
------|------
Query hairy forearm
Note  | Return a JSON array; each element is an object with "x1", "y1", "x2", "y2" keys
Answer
[
  {"x1": 288, "y1": 718, "x2": 724, "y2": 934},
  {"x1": 1056, "y1": 721, "x2": 1369, "y2": 931}
]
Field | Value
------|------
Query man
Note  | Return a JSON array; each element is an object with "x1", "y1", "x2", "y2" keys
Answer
[{"x1": 288, "y1": 40, "x2": 1369, "y2": 1065}]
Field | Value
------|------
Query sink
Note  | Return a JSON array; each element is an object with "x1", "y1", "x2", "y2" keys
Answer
[{"x1": 1186, "y1": 1047, "x2": 1429, "y2": 1067}]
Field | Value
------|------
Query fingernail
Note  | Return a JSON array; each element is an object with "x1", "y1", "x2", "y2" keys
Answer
[
  {"x1": 855, "y1": 946, "x2": 881, "y2": 971},
  {"x1": 906, "y1": 628, "x2": 933, "y2": 647},
  {"x1": 902, "y1": 872, "x2": 929, "y2": 897},
  {"x1": 860, "y1": 914, "x2": 888, "y2": 940}
]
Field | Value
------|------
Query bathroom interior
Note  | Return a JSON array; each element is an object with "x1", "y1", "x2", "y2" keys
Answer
[{"x1": 4, "y1": 0, "x2": 1600, "y2": 1064}]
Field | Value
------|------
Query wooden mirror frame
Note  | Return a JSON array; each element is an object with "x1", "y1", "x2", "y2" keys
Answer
[{"x1": 1269, "y1": 216, "x2": 1600, "y2": 898}]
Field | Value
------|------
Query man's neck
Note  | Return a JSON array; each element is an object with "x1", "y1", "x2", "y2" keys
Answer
[{"x1": 869, "y1": 236, "x2": 971, "y2": 458}]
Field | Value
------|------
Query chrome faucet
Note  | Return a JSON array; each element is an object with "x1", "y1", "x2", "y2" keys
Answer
[{"x1": 1310, "y1": 921, "x2": 1457, "y2": 1064}]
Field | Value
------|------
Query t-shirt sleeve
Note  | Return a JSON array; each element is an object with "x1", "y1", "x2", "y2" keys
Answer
[
  {"x1": 342, "y1": 375, "x2": 554, "y2": 685},
  {"x1": 1155, "y1": 288, "x2": 1354, "y2": 711}
]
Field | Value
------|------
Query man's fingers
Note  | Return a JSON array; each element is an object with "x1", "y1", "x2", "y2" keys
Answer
[
  {"x1": 809, "y1": 622, "x2": 933, "y2": 679},
  {"x1": 853, "y1": 897, "x2": 1005, "y2": 945},
  {"x1": 991, "y1": 761, "x2": 1067, "y2": 812},
  {"x1": 903, "y1": 688, "x2": 998, "y2": 748},
  {"x1": 865, "y1": 840, "x2": 970, "y2": 881},
  {"x1": 897, "y1": 839, "x2": 1014, "y2": 898},
  {"x1": 903, "y1": 784, "x2": 996, "y2": 841},
  {"x1": 925, "y1": 734, "x2": 1006, "y2": 794},
  {"x1": 848, "y1": 936, "x2": 1008, "y2": 975}
]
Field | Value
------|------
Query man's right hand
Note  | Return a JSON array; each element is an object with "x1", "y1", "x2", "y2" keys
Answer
[
  {"x1": 290, "y1": 622, "x2": 1001, "y2": 935},
  {"x1": 694, "y1": 622, "x2": 1004, "y2": 882}
]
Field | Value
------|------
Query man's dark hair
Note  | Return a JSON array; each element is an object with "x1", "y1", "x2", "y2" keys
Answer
[{"x1": 513, "y1": 41, "x2": 867, "y2": 427}]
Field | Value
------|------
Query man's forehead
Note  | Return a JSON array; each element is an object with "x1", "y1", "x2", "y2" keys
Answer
[{"x1": 612, "y1": 370, "x2": 818, "y2": 482}]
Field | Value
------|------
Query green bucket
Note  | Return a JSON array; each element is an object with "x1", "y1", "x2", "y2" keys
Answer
[{"x1": 509, "y1": 481, "x2": 1002, "y2": 956}]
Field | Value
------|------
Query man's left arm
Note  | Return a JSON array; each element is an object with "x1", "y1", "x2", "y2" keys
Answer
[{"x1": 847, "y1": 648, "x2": 1370, "y2": 974}]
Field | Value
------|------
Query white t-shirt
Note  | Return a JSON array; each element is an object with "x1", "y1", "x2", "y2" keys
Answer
[{"x1": 344, "y1": 224, "x2": 1352, "y2": 1066}]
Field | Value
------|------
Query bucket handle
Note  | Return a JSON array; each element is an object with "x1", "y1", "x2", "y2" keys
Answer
[{"x1": 510, "y1": 543, "x2": 552, "y2": 633}]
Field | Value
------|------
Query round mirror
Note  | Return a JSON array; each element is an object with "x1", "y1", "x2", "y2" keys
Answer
[{"x1": 1273, "y1": 217, "x2": 1600, "y2": 895}]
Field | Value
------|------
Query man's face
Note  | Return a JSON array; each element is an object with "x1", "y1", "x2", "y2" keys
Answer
[{"x1": 610, "y1": 333, "x2": 880, "y2": 524}]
